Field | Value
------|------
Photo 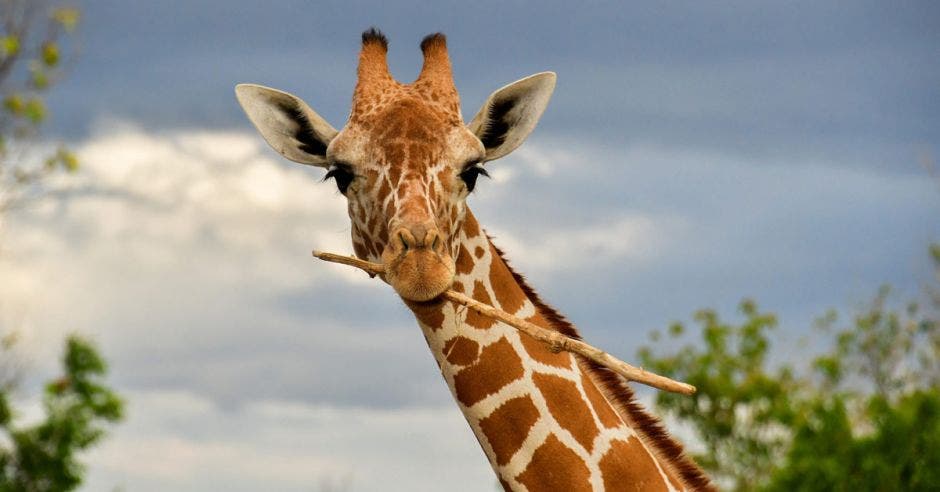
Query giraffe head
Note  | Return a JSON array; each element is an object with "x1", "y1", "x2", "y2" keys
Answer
[{"x1": 236, "y1": 29, "x2": 555, "y2": 301}]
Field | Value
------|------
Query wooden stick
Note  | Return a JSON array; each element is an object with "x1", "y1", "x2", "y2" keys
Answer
[
  {"x1": 314, "y1": 250, "x2": 385, "y2": 276},
  {"x1": 312, "y1": 250, "x2": 696, "y2": 395}
]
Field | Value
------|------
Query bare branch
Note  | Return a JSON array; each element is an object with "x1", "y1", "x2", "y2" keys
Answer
[{"x1": 312, "y1": 250, "x2": 697, "y2": 395}]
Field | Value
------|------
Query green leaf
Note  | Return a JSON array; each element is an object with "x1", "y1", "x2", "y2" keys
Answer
[
  {"x1": 0, "y1": 392, "x2": 11, "y2": 426},
  {"x1": 41, "y1": 42, "x2": 60, "y2": 66},
  {"x1": 24, "y1": 98, "x2": 46, "y2": 123},
  {"x1": 59, "y1": 149, "x2": 79, "y2": 172},
  {"x1": 4, "y1": 94, "x2": 24, "y2": 114},
  {"x1": 0, "y1": 35, "x2": 19, "y2": 57},
  {"x1": 669, "y1": 322, "x2": 684, "y2": 337},
  {"x1": 31, "y1": 65, "x2": 49, "y2": 89},
  {"x1": 51, "y1": 7, "x2": 81, "y2": 32},
  {"x1": 45, "y1": 147, "x2": 79, "y2": 172}
]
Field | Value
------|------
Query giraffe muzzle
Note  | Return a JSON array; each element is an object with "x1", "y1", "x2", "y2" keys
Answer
[{"x1": 382, "y1": 225, "x2": 455, "y2": 302}]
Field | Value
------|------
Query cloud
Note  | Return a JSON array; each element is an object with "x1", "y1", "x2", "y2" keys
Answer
[
  {"x1": 82, "y1": 390, "x2": 493, "y2": 492},
  {"x1": 0, "y1": 121, "x2": 429, "y2": 407},
  {"x1": 468, "y1": 138, "x2": 940, "y2": 346},
  {"x1": 49, "y1": 1, "x2": 938, "y2": 176},
  {"x1": 487, "y1": 214, "x2": 682, "y2": 274}
]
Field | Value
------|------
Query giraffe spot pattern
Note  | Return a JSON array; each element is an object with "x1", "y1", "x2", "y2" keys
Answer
[
  {"x1": 515, "y1": 434, "x2": 593, "y2": 492},
  {"x1": 465, "y1": 281, "x2": 496, "y2": 329},
  {"x1": 455, "y1": 244, "x2": 474, "y2": 275},
  {"x1": 478, "y1": 395, "x2": 540, "y2": 466},
  {"x1": 488, "y1": 246, "x2": 525, "y2": 315},
  {"x1": 598, "y1": 437, "x2": 669, "y2": 492},
  {"x1": 462, "y1": 213, "x2": 481, "y2": 238},
  {"x1": 517, "y1": 313, "x2": 573, "y2": 369},
  {"x1": 581, "y1": 372, "x2": 623, "y2": 429},
  {"x1": 442, "y1": 336, "x2": 480, "y2": 366},
  {"x1": 453, "y1": 337, "x2": 524, "y2": 407},
  {"x1": 405, "y1": 300, "x2": 445, "y2": 331},
  {"x1": 532, "y1": 372, "x2": 600, "y2": 453}
]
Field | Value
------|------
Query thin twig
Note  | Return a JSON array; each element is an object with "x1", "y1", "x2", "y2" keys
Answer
[{"x1": 312, "y1": 250, "x2": 696, "y2": 395}]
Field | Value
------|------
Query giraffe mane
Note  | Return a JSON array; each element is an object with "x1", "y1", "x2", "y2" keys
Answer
[{"x1": 486, "y1": 236, "x2": 716, "y2": 492}]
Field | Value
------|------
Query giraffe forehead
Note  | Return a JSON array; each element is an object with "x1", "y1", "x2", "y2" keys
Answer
[
  {"x1": 353, "y1": 79, "x2": 461, "y2": 123},
  {"x1": 375, "y1": 102, "x2": 446, "y2": 148},
  {"x1": 352, "y1": 97, "x2": 471, "y2": 183}
]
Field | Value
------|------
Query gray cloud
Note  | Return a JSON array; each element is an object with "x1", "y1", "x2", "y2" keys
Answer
[{"x1": 43, "y1": 1, "x2": 938, "y2": 173}]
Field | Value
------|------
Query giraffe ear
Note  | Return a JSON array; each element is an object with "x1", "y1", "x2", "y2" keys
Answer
[
  {"x1": 235, "y1": 84, "x2": 338, "y2": 167},
  {"x1": 467, "y1": 72, "x2": 556, "y2": 162}
]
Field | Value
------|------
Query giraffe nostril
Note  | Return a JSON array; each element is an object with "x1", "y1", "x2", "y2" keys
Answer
[{"x1": 394, "y1": 226, "x2": 443, "y2": 255}]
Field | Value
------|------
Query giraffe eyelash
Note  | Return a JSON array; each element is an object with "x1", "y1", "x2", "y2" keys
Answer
[
  {"x1": 324, "y1": 162, "x2": 356, "y2": 194},
  {"x1": 459, "y1": 162, "x2": 489, "y2": 193}
]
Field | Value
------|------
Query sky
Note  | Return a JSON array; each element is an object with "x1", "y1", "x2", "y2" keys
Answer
[{"x1": 1, "y1": 1, "x2": 938, "y2": 491}]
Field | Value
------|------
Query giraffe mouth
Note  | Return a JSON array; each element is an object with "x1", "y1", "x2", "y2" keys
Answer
[{"x1": 383, "y1": 248, "x2": 456, "y2": 302}]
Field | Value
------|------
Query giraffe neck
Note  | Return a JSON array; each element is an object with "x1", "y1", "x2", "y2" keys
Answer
[{"x1": 405, "y1": 211, "x2": 693, "y2": 491}]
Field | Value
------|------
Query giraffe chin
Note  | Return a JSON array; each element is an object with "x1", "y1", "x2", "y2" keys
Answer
[{"x1": 383, "y1": 249, "x2": 456, "y2": 302}]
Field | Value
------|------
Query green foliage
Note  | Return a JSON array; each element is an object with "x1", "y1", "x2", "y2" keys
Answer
[
  {"x1": 766, "y1": 390, "x2": 940, "y2": 492},
  {"x1": 639, "y1": 301, "x2": 796, "y2": 490},
  {"x1": 0, "y1": 336, "x2": 124, "y2": 492},
  {"x1": 639, "y1": 247, "x2": 940, "y2": 491},
  {"x1": 0, "y1": 4, "x2": 111, "y2": 490},
  {"x1": 0, "y1": 1, "x2": 81, "y2": 212}
]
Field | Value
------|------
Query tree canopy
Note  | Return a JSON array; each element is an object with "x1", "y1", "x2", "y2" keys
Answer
[
  {"x1": 0, "y1": 336, "x2": 124, "y2": 492},
  {"x1": 0, "y1": 0, "x2": 79, "y2": 213},
  {"x1": 0, "y1": 4, "x2": 122, "y2": 491},
  {"x1": 639, "y1": 246, "x2": 940, "y2": 491}
]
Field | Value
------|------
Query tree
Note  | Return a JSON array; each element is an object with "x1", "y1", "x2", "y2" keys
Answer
[
  {"x1": 0, "y1": 4, "x2": 122, "y2": 490},
  {"x1": 0, "y1": 0, "x2": 80, "y2": 214},
  {"x1": 0, "y1": 335, "x2": 124, "y2": 492},
  {"x1": 639, "y1": 246, "x2": 940, "y2": 491},
  {"x1": 637, "y1": 300, "x2": 795, "y2": 490}
]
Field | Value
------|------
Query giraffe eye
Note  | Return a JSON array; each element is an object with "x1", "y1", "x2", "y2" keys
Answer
[
  {"x1": 459, "y1": 163, "x2": 489, "y2": 193},
  {"x1": 324, "y1": 163, "x2": 355, "y2": 194}
]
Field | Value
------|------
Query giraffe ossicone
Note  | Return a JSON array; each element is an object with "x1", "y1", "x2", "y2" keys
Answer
[{"x1": 236, "y1": 29, "x2": 714, "y2": 492}]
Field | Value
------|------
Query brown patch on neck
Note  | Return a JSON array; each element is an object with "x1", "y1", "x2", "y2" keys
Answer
[
  {"x1": 479, "y1": 395, "x2": 540, "y2": 466},
  {"x1": 405, "y1": 298, "x2": 446, "y2": 331},
  {"x1": 464, "y1": 281, "x2": 496, "y2": 330},
  {"x1": 531, "y1": 372, "x2": 600, "y2": 453},
  {"x1": 455, "y1": 243, "x2": 474, "y2": 275},
  {"x1": 442, "y1": 336, "x2": 480, "y2": 366},
  {"x1": 462, "y1": 211, "x2": 481, "y2": 238},
  {"x1": 486, "y1": 238, "x2": 716, "y2": 491},
  {"x1": 599, "y1": 437, "x2": 669, "y2": 492},
  {"x1": 516, "y1": 314, "x2": 572, "y2": 369},
  {"x1": 580, "y1": 372, "x2": 621, "y2": 429},
  {"x1": 487, "y1": 244, "x2": 526, "y2": 314},
  {"x1": 515, "y1": 434, "x2": 593, "y2": 491},
  {"x1": 453, "y1": 337, "x2": 524, "y2": 407}
]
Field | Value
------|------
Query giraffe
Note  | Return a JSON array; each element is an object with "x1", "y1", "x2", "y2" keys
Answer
[{"x1": 236, "y1": 29, "x2": 714, "y2": 491}]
